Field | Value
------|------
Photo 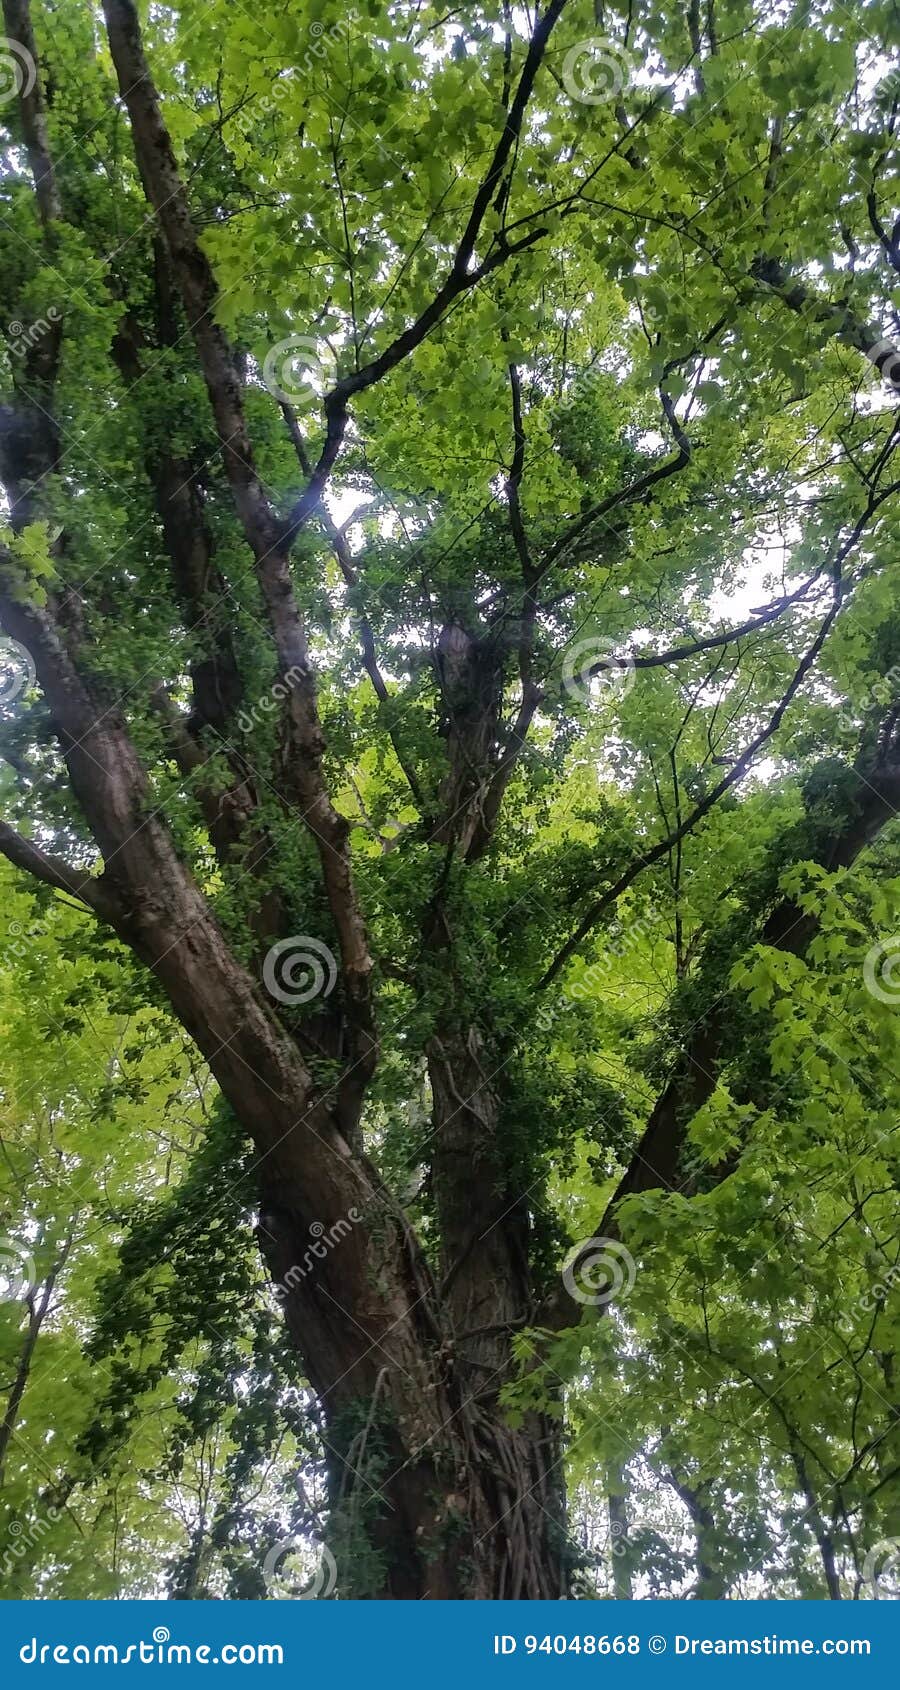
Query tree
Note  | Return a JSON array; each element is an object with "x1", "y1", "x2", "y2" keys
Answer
[{"x1": 0, "y1": 0, "x2": 898, "y2": 1598}]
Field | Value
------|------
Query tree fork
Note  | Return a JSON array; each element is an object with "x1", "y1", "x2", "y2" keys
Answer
[{"x1": 0, "y1": 0, "x2": 568, "y2": 1600}]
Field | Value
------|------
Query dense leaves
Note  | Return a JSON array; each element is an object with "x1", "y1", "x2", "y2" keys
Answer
[{"x1": 0, "y1": 0, "x2": 899, "y2": 1598}]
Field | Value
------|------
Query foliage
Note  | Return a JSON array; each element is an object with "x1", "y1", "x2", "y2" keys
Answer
[{"x1": 0, "y1": 0, "x2": 899, "y2": 1598}]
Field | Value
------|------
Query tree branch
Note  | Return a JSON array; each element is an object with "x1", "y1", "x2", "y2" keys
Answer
[
  {"x1": 536, "y1": 442, "x2": 692, "y2": 585},
  {"x1": 102, "y1": 0, "x2": 377, "y2": 1112},
  {"x1": 541, "y1": 465, "x2": 899, "y2": 989},
  {"x1": 750, "y1": 258, "x2": 900, "y2": 390},
  {"x1": 0, "y1": 821, "x2": 113, "y2": 916},
  {"x1": 465, "y1": 356, "x2": 541, "y2": 859},
  {"x1": 1, "y1": 0, "x2": 60, "y2": 225},
  {"x1": 282, "y1": 0, "x2": 568, "y2": 540},
  {"x1": 624, "y1": 575, "x2": 822, "y2": 672},
  {"x1": 281, "y1": 406, "x2": 427, "y2": 813},
  {"x1": 537, "y1": 715, "x2": 900, "y2": 1334},
  {"x1": 540, "y1": 590, "x2": 842, "y2": 988}
]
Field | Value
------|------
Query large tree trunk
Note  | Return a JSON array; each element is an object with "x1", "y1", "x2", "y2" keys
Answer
[
  {"x1": 427, "y1": 1025, "x2": 569, "y2": 1598},
  {"x1": 105, "y1": 833, "x2": 564, "y2": 1596},
  {"x1": 0, "y1": 0, "x2": 573, "y2": 1597},
  {"x1": 108, "y1": 867, "x2": 537, "y2": 1595}
]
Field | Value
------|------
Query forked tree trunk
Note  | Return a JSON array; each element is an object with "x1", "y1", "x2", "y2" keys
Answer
[
  {"x1": 254, "y1": 1022, "x2": 569, "y2": 1598},
  {"x1": 110, "y1": 843, "x2": 567, "y2": 1597},
  {"x1": 128, "y1": 901, "x2": 561, "y2": 1597},
  {"x1": 112, "y1": 836, "x2": 566, "y2": 1596},
  {"x1": 0, "y1": 0, "x2": 572, "y2": 1596}
]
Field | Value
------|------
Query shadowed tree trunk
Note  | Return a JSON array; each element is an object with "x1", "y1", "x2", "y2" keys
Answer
[
  {"x1": 2, "y1": 0, "x2": 899, "y2": 1602},
  {"x1": 0, "y1": 0, "x2": 573, "y2": 1598}
]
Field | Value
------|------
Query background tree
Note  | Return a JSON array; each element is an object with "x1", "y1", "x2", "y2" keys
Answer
[{"x1": 0, "y1": 0, "x2": 899, "y2": 1598}]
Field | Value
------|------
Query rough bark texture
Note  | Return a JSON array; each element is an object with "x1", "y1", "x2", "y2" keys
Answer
[
  {"x1": 0, "y1": 0, "x2": 573, "y2": 1600},
  {"x1": 3, "y1": 0, "x2": 894, "y2": 1604}
]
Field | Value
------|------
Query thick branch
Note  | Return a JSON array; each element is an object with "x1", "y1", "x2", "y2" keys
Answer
[
  {"x1": 0, "y1": 820, "x2": 113, "y2": 915},
  {"x1": 627, "y1": 577, "x2": 821, "y2": 672},
  {"x1": 102, "y1": 0, "x2": 376, "y2": 1104},
  {"x1": 751, "y1": 258, "x2": 900, "y2": 389},
  {"x1": 1, "y1": 0, "x2": 60, "y2": 224},
  {"x1": 282, "y1": 0, "x2": 568, "y2": 539},
  {"x1": 538, "y1": 727, "x2": 900, "y2": 1334}
]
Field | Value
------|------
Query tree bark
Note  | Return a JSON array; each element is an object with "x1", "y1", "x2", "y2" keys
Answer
[
  {"x1": 0, "y1": 0, "x2": 574, "y2": 1592},
  {"x1": 0, "y1": 1237, "x2": 71, "y2": 1492},
  {"x1": 427, "y1": 1024, "x2": 568, "y2": 1597}
]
